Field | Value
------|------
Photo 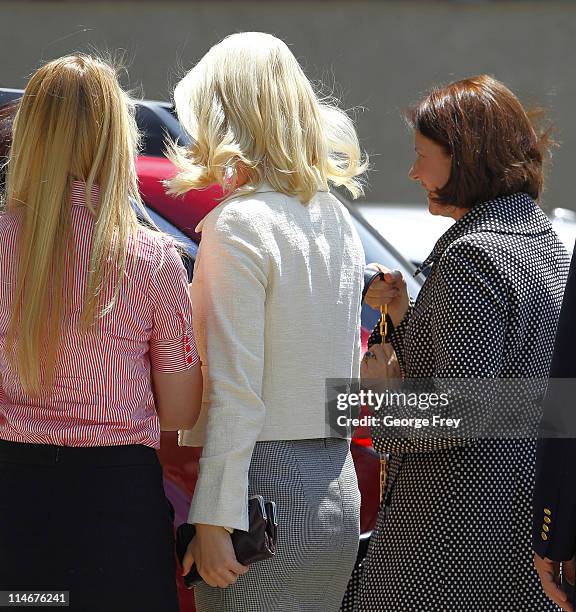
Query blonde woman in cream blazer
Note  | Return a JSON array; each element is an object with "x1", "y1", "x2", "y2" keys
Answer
[{"x1": 168, "y1": 32, "x2": 367, "y2": 611}]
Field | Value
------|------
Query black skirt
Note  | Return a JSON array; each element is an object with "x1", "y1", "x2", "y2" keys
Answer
[{"x1": 0, "y1": 440, "x2": 179, "y2": 612}]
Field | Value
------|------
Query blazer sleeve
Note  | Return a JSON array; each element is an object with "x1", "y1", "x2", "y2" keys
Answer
[
  {"x1": 430, "y1": 243, "x2": 507, "y2": 380},
  {"x1": 533, "y1": 438, "x2": 576, "y2": 560},
  {"x1": 533, "y1": 244, "x2": 576, "y2": 560},
  {"x1": 371, "y1": 240, "x2": 507, "y2": 455},
  {"x1": 186, "y1": 207, "x2": 269, "y2": 532},
  {"x1": 386, "y1": 308, "x2": 413, "y2": 376}
]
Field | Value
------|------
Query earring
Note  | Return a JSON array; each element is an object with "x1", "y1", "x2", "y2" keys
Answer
[{"x1": 223, "y1": 165, "x2": 235, "y2": 190}]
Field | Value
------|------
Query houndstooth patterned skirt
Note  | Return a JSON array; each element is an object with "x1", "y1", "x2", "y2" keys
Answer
[{"x1": 194, "y1": 438, "x2": 360, "y2": 612}]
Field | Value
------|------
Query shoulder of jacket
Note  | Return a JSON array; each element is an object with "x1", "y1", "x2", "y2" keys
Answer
[
  {"x1": 437, "y1": 236, "x2": 508, "y2": 286},
  {"x1": 222, "y1": 192, "x2": 283, "y2": 217},
  {"x1": 442, "y1": 233, "x2": 501, "y2": 261},
  {"x1": 196, "y1": 192, "x2": 289, "y2": 239}
]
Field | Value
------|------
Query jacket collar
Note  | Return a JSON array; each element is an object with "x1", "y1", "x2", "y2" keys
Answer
[
  {"x1": 414, "y1": 192, "x2": 552, "y2": 277},
  {"x1": 195, "y1": 180, "x2": 328, "y2": 233},
  {"x1": 194, "y1": 182, "x2": 274, "y2": 233}
]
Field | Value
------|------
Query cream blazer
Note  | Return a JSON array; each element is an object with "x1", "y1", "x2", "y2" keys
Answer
[{"x1": 180, "y1": 184, "x2": 364, "y2": 530}]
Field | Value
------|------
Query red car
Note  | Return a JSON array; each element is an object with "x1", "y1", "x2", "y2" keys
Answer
[{"x1": 0, "y1": 90, "x2": 424, "y2": 611}]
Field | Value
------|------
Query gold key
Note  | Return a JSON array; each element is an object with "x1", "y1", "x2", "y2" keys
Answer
[
  {"x1": 378, "y1": 277, "x2": 389, "y2": 503},
  {"x1": 379, "y1": 455, "x2": 388, "y2": 503},
  {"x1": 380, "y1": 304, "x2": 388, "y2": 340}
]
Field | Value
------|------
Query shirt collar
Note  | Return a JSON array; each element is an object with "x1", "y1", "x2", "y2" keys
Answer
[{"x1": 414, "y1": 192, "x2": 552, "y2": 277}]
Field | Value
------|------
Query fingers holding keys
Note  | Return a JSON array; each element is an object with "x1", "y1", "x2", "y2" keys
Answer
[
  {"x1": 365, "y1": 283, "x2": 400, "y2": 309},
  {"x1": 380, "y1": 266, "x2": 405, "y2": 287},
  {"x1": 366, "y1": 263, "x2": 403, "y2": 286},
  {"x1": 361, "y1": 350, "x2": 380, "y2": 382},
  {"x1": 361, "y1": 342, "x2": 401, "y2": 383},
  {"x1": 534, "y1": 554, "x2": 574, "y2": 612},
  {"x1": 372, "y1": 342, "x2": 396, "y2": 365},
  {"x1": 364, "y1": 264, "x2": 399, "y2": 309},
  {"x1": 364, "y1": 263, "x2": 410, "y2": 326}
]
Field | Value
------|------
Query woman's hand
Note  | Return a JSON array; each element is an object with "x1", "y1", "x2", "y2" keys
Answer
[
  {"x1": 361, "y1": 342, "x2": 400, "y2": 384},
  {"x1": 533, "y1": 553, "x2": 574, "y2": 612},
  {"x1": 182, "y1": 524, "x2": 249, "y2": 588},
  {"x1": 364, "y1": 263, "x2": 409, "y2": 327}
]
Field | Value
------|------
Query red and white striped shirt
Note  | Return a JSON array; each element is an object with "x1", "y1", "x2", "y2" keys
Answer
[{"x1": 0, "y1": 181, "x2": 199, "y2": 448}]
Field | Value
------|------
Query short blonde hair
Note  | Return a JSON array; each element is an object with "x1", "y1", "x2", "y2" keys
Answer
[
  {"x1": 167, "y1": 32, "x2": 368, "y2": 203},
  {"x1": 5, "y1": 54, "x2": 143, "y2": 395}
]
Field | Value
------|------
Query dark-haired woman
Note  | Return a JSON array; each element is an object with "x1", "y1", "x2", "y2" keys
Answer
[{"x1": 356, "y1": 76, "x2": 569, "y2": 611}]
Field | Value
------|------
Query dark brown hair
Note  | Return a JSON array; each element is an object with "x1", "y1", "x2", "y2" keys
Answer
[{"x1": 406, "y1": 75, "x2": 552, "y2": 209}]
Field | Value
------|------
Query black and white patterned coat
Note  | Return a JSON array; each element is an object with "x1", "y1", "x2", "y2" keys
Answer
[{"x1": 357, "y1": 193, "x2": 570, "y2": 611}]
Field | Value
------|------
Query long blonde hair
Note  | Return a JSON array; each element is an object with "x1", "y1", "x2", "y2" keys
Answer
[
  {"x1": 5, "y1": 54, "x2": 143, "y2": 395},
  {"x1": 167, "y1": 32, "x2": 368, "y2": 203}
]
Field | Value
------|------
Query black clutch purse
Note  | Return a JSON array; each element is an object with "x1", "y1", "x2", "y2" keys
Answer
[{"x1": 176, "y1": 495, "x2": 278, "y2": 588}]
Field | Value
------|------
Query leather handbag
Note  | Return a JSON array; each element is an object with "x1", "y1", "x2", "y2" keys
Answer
[{"x1": 176, "y1": 494, "x2": 278, "y2": 588}]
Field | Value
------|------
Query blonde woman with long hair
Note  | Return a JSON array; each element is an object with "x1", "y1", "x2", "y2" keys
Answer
[
  {"x1": 0, "y1": 55, "x2": 202, "y2": 611},
  {"x1": 171, "y1": 32, "x2": 367, "y2": 611}
]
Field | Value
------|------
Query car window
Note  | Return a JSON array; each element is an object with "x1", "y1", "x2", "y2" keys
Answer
[
  {"x1": 141, "y1": 204, "x2": 197, "y2": 282},
  {"x1": 351, "y1": 216, "x2": 423, "y2": 298},
  {"x1": 0, "y1": 90, "x2": 22, "y2": 106},
  {"x1": 144, "y1": 206, "x2": 198, "y2": 255},
  {"x1": 135, "y1": 106, "x2": 169, "y2": 157},
  {"x1": 136, "y1": 103, "x2": 191, "y2": 158}
]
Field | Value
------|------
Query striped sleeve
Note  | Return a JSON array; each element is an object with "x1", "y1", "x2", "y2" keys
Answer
[{"x1": 149, "y1": 239, "x2": 199, "y2": 373}]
